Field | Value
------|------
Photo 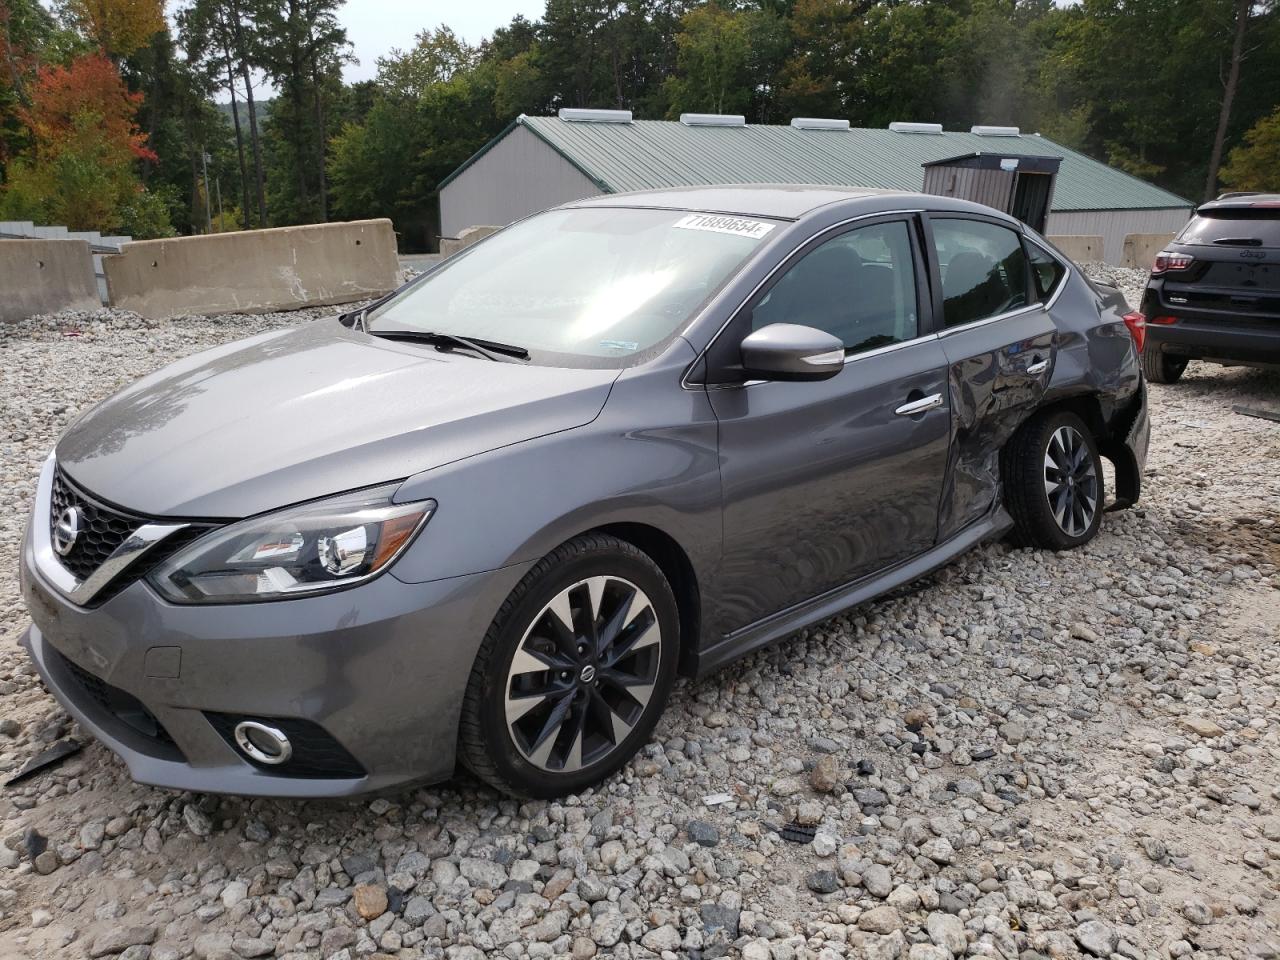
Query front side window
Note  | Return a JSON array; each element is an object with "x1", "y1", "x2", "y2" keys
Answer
[
  {"x1": 366, "y1": 207, "x2": 772, "y2": 367},
  {"x1": 752, "y1": 220, "x2": 919, "y2": 354},
  {"x1": 932, "y1": 218, "x2": 1029, "y2": 328}
]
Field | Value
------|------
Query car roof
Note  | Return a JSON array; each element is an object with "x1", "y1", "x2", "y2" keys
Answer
[
  {"x1": 1199, "y1": 192, "x2": 1280, "y2": 212},
  {"x1": 565, "y1": 183, "x2": 1020, "y2": 223}
]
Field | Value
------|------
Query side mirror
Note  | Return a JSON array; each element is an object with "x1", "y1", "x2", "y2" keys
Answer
[{"x1": 739, "y1": 323, "x2": 845, "y2": 382}]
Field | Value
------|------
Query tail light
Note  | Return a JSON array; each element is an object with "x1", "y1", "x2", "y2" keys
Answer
[
  {"x1": 1152, "y1": 250, "x2": 1194, "y2": 274},
  {"x1": 1122, "y1": 311, "x2": 1147, "y2": 352},
  {"x1": 1149, "y1": 315, "x2": 1178, "y2": 325}
]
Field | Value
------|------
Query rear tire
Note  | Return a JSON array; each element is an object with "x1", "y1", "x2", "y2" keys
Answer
[
  {"x1": 458, "y1": 533, "x2": 679, "y2": 798},
  {"x1": 1140, "y1": 348, "x2": 1187, "y2": 384},
  {"x1": 1003, "y1": 410, "x2": 1104, "y2": 551}
]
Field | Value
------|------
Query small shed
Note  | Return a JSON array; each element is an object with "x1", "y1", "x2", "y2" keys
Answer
[{"x1": 921, "y1": 152, "x2": 1063, "y2": 232}]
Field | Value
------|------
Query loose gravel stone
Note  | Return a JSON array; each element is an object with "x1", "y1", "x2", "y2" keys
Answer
[{"x1": 0, "y1": 282, "x2": 1276, "y2": 958}]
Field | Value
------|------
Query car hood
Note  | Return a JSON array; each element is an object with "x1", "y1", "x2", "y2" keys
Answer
[{"x1": 56, "y1": 322, "x2": 620, "y2": 517}]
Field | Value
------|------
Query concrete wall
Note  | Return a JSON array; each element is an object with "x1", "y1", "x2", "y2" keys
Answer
[
  {"x1": 439, "y1": 225, "x2": 501, "y2": 258},
  {"x1": 104, "y1": 219, "x2": 398, "y2": 320},
  {"x1": 439, "y1": 124, "x2": 604, "y2": 237},
  {"x1": 1122, "y1": 233, "x2": 1178, "y2": 270},
  {"x1": 1046, "y1": 208, "x2": 1191, "y2": 265},
  {"x1": 0, "y1": 239, "x2": 100, "y2": 322},
  {"x1": 1047, "y1": 235, "x2": 1104, "y2": 264}
]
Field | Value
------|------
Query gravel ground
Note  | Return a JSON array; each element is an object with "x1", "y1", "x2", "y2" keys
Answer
[{"x1": 0, "y1": 270, "x2": 1277, "y2": 960}]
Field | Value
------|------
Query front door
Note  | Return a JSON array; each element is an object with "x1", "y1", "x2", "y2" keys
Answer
[{"x1": 705, "y1": 216, "x2": 952, "y2": 634}]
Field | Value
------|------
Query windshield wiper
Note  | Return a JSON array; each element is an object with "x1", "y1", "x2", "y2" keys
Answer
[
  {"x1": 1211, "y1": 237, "x2": 1264, "y2": 246},
  {"x1": 370, "y1": 329, "x2": 530, "y2": 362}
]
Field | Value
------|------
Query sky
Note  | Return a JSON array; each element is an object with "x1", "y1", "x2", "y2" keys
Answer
[{"x1": 338, "y1": 0, "x2": 546, "y2": 83}]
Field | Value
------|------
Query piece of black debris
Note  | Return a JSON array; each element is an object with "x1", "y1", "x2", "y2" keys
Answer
[
  {"x1": 23, "y1": 826, "x2": 47, "y2": 859},
  {"x1": 5, "y1": 739, "x2": 82, "y2": 787},
  {"x1": 1233, "y1": 404, "x2": 1280, "y2": 424},
  {"x1": 971, "y1": 747, "x2": 996, "y2": 761},
  {"x1": 780, "y1": 822, "x2": 817, "y2": 844},
  {"x1": 856, "y1": 758, "x2": 875, "y2": 776}
]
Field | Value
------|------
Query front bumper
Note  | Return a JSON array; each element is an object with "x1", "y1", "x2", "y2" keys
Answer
[{"x1": 20, "y1": 527, "x2": 530, "y2": 797}]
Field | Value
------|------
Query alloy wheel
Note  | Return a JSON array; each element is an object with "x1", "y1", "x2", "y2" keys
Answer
[
  {"x1": 504, "y1": 576, "x2": 661, "y2": 773},
  {"x1": 1042, "y1": 424, "x2": 1098, "y2": 538}
]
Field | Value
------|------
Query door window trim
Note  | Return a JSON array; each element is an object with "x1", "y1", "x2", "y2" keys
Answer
[
  {"x1": 689, "y1": 210, "x2": 933, "y2": 386},
  {"x1": 922, "y1": 212, "x2": 1048, "y2": 336}
]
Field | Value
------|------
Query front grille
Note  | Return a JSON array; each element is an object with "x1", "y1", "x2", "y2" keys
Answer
[
  {"x1": 49, "y1": 467, "x2": 215, "y2": 604},
  {"x1": 52, "y1": 650, "x2": 184, "y2": 760},
  {"x1": 50, "y1": 468, "x2": 138, "y2": 581},
  {"x1": 205, "y1": 712, "x2": 366, "y2": 779}
]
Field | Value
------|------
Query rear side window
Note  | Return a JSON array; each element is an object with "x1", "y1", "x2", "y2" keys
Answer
[
  {"x1": 1027, "y1": 243, "x2": 1066, "y2": 301},
  {"x1": 1178, "y1": 211, "x2": 1280, "y2": 248},
  {"x1": 931, "y1": 219, "x2": 1029, "y2": 328}
]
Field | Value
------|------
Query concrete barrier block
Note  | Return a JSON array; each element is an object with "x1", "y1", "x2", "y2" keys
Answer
[
  {"x1": 1047, "y1": 235, "x2": 1104, "y2": 264},
  {"x1": 0, "y1": 239, "x2": 100, "y2": 322},
  {"x1": 439, "y1": 225, "x2": 501, "y2": 258},
  {"x1": 1122, "y1": 233, "x2": 1176, "y2": 270},
  {"x1": 104, "y1": 219, "x2": 399, "y2": 320}
]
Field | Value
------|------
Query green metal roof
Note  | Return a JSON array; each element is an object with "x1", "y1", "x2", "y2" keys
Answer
[{"x1": 463, "y1": 116, "x2": 1189, "y2": 213}]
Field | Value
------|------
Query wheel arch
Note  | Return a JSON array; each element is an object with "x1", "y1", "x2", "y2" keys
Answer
[
  {"x1": 580, "y1": 522, "x2": 702, "y2": 678},
  {"x1": 1012, "y1": 391, "x2": 1141, "y2": 509}
]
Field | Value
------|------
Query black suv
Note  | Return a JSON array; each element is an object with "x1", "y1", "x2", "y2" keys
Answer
[{"x1": 1140, "y1": 192, "x2": 1280, "y2": 383}]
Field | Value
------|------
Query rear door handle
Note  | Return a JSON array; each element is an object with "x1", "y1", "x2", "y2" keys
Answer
[
  {"x1": 1027, "y1": 359, "x2": 1050, "y2": 375},
  {"x1": 895, "y1": 393, "x2": 943, "y2": 417}
]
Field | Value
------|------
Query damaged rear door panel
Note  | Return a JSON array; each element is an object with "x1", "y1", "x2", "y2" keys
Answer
[
  {"x1": 923, "y1": 214, "x2": 1057, "y2": 540},
  {"x1": 937, "y1": 314, "x2": 1055, "y2": 538}
]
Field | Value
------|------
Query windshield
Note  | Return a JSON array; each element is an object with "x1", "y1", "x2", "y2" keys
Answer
[
  {"x1": 1179, "y1": 210, "x2": 1280, "y2": 248},
  {"x1": 366, "y1": 207, "x2": 774, "y2": 366}
]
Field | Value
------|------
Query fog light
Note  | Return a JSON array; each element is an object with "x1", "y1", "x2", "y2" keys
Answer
[{"x1": 233, "y1": 720, "x2": 292, "y2": 765}]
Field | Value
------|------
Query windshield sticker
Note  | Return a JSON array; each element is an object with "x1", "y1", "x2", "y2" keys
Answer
[
  {"x1": 673, "y1": 213, "x2": 775, "y2": 240},
  {"x1": 599, "y1": 339, "x2": 640, "y2": 353}
]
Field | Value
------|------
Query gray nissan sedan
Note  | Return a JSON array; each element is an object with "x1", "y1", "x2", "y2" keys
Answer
[{"x1": 20, "y1": 186, "x2": 1149, "y2": 798}]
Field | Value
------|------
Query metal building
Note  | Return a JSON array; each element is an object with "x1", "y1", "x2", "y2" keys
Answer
[{"x1": 437, "y1": 111, "x2": 1193, "y2": 265}]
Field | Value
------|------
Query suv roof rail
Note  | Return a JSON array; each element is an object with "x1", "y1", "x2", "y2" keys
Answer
[{"x1": 1216, "y1": 191, "x2": 1263, "y2": 200}]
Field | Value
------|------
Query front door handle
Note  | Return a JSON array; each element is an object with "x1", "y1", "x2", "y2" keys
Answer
[
  {"x1": 895, "y1": 393, "x2": 944, "y2": 417},
  {"x1": 1027, "y1": 358, "x2": 1050, "y2": 375}
]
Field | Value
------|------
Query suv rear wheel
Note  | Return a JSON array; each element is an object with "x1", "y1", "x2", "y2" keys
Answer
[
  {"x1": 1003, "y1": 410, "x2": 1104, "y2": 551},
  {"x1": 1140, "y1": 348, "x2": 1188, "y2": 384},
  {"x1": 458, "y1": 533, "x2": 679, "y2": 797}
]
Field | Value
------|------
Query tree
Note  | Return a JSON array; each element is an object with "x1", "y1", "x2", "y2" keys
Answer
[
  {"x1": 179, "y1": 0, "x2": 268, "y2": 226},
  {"x1": 1204, "y1": 0, "x2": 1276, "y2": 199},
  {"x1": 66, "y1": 0, "x2": 164, "y2": 57},
  {"x1": 1220, "y1": 106, "x2": 1280, "y2": 191},
  {"x1": 0, "y1": 52, "x2": 171, "y2": 235},
  {"x1": 255, "y1": 0, "x2": 351, "y2": 223},
  {"x1": 664, "y1": 4, "x2": 752, "y2": 116}
]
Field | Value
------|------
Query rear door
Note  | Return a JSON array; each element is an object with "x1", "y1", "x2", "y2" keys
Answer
[{"x1": 923, "y1": 214, "x2": 1056, "y2": 539}]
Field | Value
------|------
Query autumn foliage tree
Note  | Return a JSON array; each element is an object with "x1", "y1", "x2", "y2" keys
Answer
[
  {"x1": 0, "y1": 52, "x2": 171, "y2": 234},
  {"x1": 67, "y1": 0, "x2": 164, "y2": 57}
]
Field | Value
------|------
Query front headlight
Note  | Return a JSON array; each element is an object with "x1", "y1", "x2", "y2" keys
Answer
[{"x1": 149, "y1": 485, "x2": 434, "y2": 604}]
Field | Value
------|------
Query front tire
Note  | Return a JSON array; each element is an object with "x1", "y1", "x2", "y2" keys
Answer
[
  {"x1": 1140, "y1": 348, "x2": 1187, "y2": 384},
  {"x1": 458, "y1": 533, "x2": 679, "y2": 798},
  {"x1": 1003, "y1": 410, "x2": 1104, "y2": 550}
]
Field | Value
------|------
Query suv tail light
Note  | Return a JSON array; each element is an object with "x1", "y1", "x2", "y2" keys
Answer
[
  {"x1": 1122, "y1": 311, "x2": 1147, "y2": 352},
  {"x1": 1152, "y1": 250, "x2": 1194, "y2": 274}
]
